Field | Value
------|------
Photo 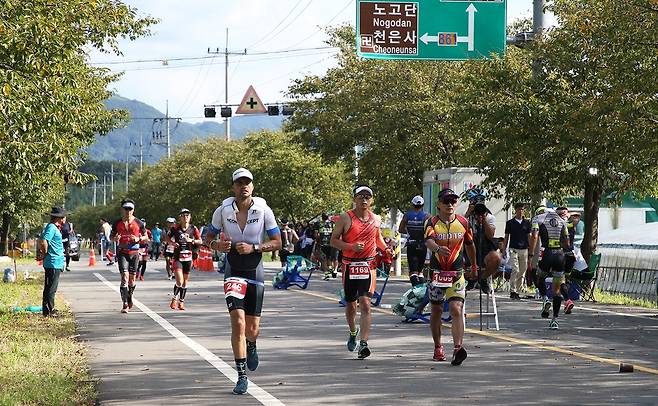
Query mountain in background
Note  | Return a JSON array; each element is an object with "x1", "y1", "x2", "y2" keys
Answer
[{"x1": 85, "y1": 95, "x2": 284, "y2": 163}]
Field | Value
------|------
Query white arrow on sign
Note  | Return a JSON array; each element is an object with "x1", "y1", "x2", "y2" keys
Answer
[
  {"x1": 420, "y1": 3, "x2": 477, "y2": 51},
  {"x1": 457, "y1": 3, "x2": 477, "y2": 51}
]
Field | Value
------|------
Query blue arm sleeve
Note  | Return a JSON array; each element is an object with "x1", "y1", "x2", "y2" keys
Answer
[{"x1": 266, "y1": 227, "x2": 281, "y2": 238}]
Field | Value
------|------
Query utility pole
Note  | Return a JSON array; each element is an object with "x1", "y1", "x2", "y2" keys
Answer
[
  {"x1": 105, "y1": 164, "x2": 115, "y2": 201},
  {"x1": 151, "y1": 102, "x2": 181, "y2": 157},
  {"x1": 102, "y1": 173, "x2": 107, "y2": 206},
  {"x1": 532, "y1": 0, "x2": 545, "y2": 78},
  {"x1": 93, "y1": 180, "x2": 97, "y2": 207},
  {"x1": 208, "y1": 28, "x2": 247, "y2": 141}
]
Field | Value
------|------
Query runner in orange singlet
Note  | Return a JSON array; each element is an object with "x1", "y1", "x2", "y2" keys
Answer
[{"x1": 331, "y1": 185, "x2": 389, "y2": 359}]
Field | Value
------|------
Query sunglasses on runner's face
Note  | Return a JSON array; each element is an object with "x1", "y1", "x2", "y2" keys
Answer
[
  {"x1": 441, "y1": 198, "x2": 458, "y2": 205},
  {"x1": 355, "y1": 194, "x2": 372, "y2": 200}
]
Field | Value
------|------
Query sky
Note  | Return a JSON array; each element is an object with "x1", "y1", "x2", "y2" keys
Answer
[{"x1": 90, "y1": 1, "x2": 556, "y2": 123}]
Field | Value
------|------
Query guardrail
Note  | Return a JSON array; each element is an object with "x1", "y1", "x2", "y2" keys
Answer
[{"x1": 596, "y1": 244, "x2": 658, "y2": 303}]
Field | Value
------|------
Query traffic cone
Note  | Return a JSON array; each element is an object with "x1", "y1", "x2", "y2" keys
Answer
[{"x1": 88, "y1": 248, "x2": 96, "y2": 266}]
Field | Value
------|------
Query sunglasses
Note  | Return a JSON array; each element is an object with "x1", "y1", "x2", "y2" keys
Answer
[
  {"x1": 355, "y1": 194, "x2": 372, "y2": 200},
  {"x1": 441, "y1": 198, "x2": 458, "y2": 205}
]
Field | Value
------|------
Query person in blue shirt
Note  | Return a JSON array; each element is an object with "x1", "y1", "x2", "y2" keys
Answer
[
  {"x1": 398, "y1": 196, "x2": 430, "y2": 286},
  {"x1": 150, "y1": 222, "x2": 163, "y2": 261},
  {"x1": 39, "y1": 206, "x2": 67, "y2": 317}
]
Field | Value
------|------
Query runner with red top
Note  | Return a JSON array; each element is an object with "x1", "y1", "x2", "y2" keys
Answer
[
  {"x1": 136, "y1": 218, "x2": 152, "y2": 281},
  {"x1": 424, "y1": 188, "x2": 478, "y2": 366},
  {"x1": 330, "y1": 185, "x2": 390, "y2": 360},
  {"x1": 110, "y1": 199, "x2": 148, "y2": 313},
  {"x1": 168, "y1": 209, "x2": 202, "y2": 311}
]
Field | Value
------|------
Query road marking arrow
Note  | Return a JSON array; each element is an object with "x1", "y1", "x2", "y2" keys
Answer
[{"x1": 457, "y1": 3, "x2": 477, "y2": 51}]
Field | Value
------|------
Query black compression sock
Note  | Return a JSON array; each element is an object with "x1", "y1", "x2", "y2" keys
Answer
[
  {"x1": 235, "y1": 358, "x2": 247, "y2": 377},
  {"x1": 560, "y1": 284, "x2": 569, "y2": 300},
  {"x1": 179, "y1": 287, "x2": 187, "y2": 301},
  {"x1": 173, "y1": 284, "x2": 180, "y2": 298},
  {"x1": 553, "y1": 295, "x2": 562, "y2": 318},
  {"x1": 247, "y1": 340, "x2": 256, "y2": 351},
  {"x1": 120, "y1": 286, "x2": 128, "y2": 303}
]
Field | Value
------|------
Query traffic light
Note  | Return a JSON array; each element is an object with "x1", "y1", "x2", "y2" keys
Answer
[
  {"x1": 220, "y1": 106, "x2": 232, "y2": 118},
  {"x1": 267, "y1": 105, "x2": 280, "y2": 116},
  {"x1": 282, "y1": 105, "x2": 295, "y2": 116},
  {"x1": 204, "y1": 107, "x2": 216, "y2": 118}
]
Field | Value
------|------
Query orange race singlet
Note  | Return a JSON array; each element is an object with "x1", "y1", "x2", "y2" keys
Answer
[{"x1": 341, "y1": 210, "x2": 380, "y2": 262}]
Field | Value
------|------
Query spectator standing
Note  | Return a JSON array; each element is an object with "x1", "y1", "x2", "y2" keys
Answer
[
  {"x1": 502, "y1": 203, "x2": 532, "y2": 299},
  {"x1": 39, "y1": 206, "x2": 67, "y2": 317}
]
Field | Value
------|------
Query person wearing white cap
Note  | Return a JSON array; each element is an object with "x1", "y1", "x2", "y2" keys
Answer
[
  {"x1": 110, "y1": 199, "x2": 148, "y2": 313},
  {"x1": 205, "y1": 168, "x2": 282, "y2": 395},
  {"x1": 330, "y1": 185, "x2": 390, "y2": 360},
  {"x1": 399, "y1": 195, "x2": 430, "y2": 287}
]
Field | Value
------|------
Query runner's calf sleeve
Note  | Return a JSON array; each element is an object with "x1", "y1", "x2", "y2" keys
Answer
[
  {"x1": 179, "y1": 288, "x2": 187, "y2": 301},
  {"x1": 128, "y1": 285, "x2": 135, "y2": 298},
  {"x1": 173, "y1": 284, "x2": 180, "y2": 298},
  {"x1": 235, "y1": 358, "x2": 247, "y2": 377},
  {"x1": 560, "y1": 283, "x2": 569, "y2": 300},
  {"x1": 120, "y1": 286, "x2": 128, "y2": 303},
  {"x1": 553, "y1": 295, "x2": 563, "y2": 318}
]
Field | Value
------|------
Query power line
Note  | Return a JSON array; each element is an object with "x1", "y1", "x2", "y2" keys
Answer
[
  {"x1": 245, "y1": 0, "x2": 305, "y2": 50},
  {"x1": 92, "y1": 46, "x2": 336, "y2": 66},
  {"x1": 287, "y1": 0, "x2": 354, "y2": 49},
  {"x1": 252, "y1": 0, "x2": 315, "y2": 51},
  {"x1": 110, "y1": 50, "x2": 337, "y2": 73}
]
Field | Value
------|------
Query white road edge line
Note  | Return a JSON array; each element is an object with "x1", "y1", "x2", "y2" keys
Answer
[{"x1": 93, "y1": 272, "x2": 285, "y2": 406}]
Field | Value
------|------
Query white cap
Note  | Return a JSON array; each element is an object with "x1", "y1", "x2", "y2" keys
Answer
[
  {"x1": 354, "y1": 186, "x2": 373, "y2": 196},
  {"x1": 166, "y1": 217, "x2": 176, "y2": 223},
  {"x1": 232, "y1": 168, "x2": 253, "y2": 182},
  {"x1": 411, "y1": 195, "x2": 424, "y2": 206}
]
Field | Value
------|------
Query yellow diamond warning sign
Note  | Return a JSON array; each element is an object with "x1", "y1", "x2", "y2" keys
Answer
[{"x1": 236, "y1": 85, "x2": 267, "y2": 114}]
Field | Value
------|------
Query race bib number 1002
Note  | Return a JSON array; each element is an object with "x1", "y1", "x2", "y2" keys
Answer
[
  {"x1": 348, "y1": 262, "x2": 371, "y2": 280},
  {"x1": 224, "y1": 277, "x2": 248, "y2": 299}
]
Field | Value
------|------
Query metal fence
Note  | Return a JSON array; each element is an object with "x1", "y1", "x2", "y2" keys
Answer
[{"x1": 596, "y1": 244, "x2": 658, "y2": 303}]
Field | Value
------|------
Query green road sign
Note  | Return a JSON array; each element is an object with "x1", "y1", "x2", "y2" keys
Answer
[{"x1": 356, "y1": 0, "x2": 507, "y2": 61}]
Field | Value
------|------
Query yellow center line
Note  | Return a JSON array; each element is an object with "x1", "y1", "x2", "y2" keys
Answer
[{"x1": 291, "y1": 289, "x2": 658, "y2": 376}]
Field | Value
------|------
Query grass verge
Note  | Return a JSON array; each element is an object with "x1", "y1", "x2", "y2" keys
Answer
[
  {"x1": 593, "y1": 288, "x2": 658, "y2": 309},
  {"x1": 0, "y1": 274, "x2": 96, "y2": 405}
]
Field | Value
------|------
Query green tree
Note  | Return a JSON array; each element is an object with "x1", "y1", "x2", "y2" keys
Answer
[
  {"x1": 448, "y1": 1, "x2": 658, "y2": 261},
  {"x1": 116, "y1": 131, "x2": 352, "y2": 229},
  {"x1": 0, "y1": 0, "x2": 156, "y2": 254},
  {"x1": 286, "y1": 25, "x2": 469, "y2": 210}
]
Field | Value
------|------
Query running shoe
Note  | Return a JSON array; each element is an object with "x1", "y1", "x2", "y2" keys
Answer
[
  {"x1": 246, "y1": 342, "x2": 259, "y2": 371},
  {"x1": 178, "y1": 301, "x2": 185, "y2": 311},
  {"x1": 433, "y1": 345, "x2": 446, "y2": 361},
  {"x1": 564, "y1": 299, "x2": 574, "y2": 314},
  {"x1": 232, "y1": 376, "x2": 248, "y2": 395},
  {"x1": 541, "y1": 298, "x2": 551, "y2": 319},
  {"x1": 549, "y1": 318, "x2": 559, "y2": 330},
  {"x1": 347, "y1": 328, "x2": 359, "y2": 352},
  {"x1": 170, "y1": 298, "x2": 177, "y2": 310},
  {"x1": 66, "y1": 267, "x2": 71, "y2": 272},
  {"x1": 357, "y1": 341, "x2": 371, "y2": 359},
  {"x1": 451, "y1": 346, "x2": 467, "y2": 366},
  {"x1": 139, "y1": 275, "x2": 144, "y2": 281},
  {"x1": 121, "y1": 303, "x2": 129, "y2": 314}
]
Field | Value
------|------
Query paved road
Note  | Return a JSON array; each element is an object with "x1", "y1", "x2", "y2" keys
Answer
[{"x1": 54, "y1": 259, "x2": 658, "y2": 405}]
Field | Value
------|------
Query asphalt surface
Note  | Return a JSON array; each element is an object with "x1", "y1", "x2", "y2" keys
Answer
[{"x1": 49, "y1": 258, "x2": 658, "y2": 405}]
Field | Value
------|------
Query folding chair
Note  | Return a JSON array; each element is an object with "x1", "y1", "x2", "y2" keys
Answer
[
  {"x1": 273, "y1": 255, "x2": 317, "y2": 290},
  {"x1": 568, "y1": 252, "x2": 601, "y2": 302}
]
